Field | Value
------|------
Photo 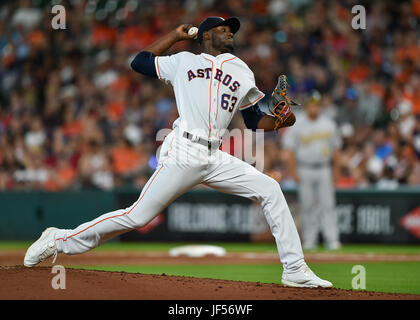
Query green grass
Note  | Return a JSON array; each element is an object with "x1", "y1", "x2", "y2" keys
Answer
[
  {"x1": 93, "y1": 242, "x2": 420, "y2": 254},
  {"x1": 3, "y1": 241, "x2": 419, "y2": 255},
  {"x1": 74, "y1": 262, "x2": 420, "y2": 295},
  {"x1": 73, "y1": 242, "x2": 420, "y2": 255}
]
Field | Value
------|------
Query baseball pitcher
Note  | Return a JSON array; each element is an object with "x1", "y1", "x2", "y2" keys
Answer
[{"x1": 24, "y1": 17, "x2": 332, "y2": 288}]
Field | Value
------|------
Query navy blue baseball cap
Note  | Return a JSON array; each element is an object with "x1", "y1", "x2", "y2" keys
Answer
[{"x1": 197, "y1": 16, "x2": 240, "y2": 44}]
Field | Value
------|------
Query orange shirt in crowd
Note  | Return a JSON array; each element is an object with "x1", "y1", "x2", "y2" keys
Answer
[
  {"x1": 62, "y1": 121, "x2": 84, "y2": 137},
  {"x1": 335, "y1": 3, "x2": 351, "y2": 20},
  {"x1": 91, "y1": 24, "x2": 117, "y2": 45},
  {"x1": 58, "y1": 165, "x2": 77, "y2": 185},
  {"x1": 370, "y1": 82, "x2": 385, "y2": 99},
  {"x1": 111, "y1": 76, "x2": 130, "y2": 93},
  {"x1": 44, "y1": 165, "x2": 77, "y2": 191},
  {"x1": 395, "y1": 45, "x2": 420, "y2": 65},
  {"x1": 403, "y1": 91, "x2": 420, "y2": 115},
  {"x1": 111, "y1": 147, "x2": 144, "y2": 175},
  {"x1": 119, "y1": 26, "x2": 155, "y2": 50},
  {"x1": 106, "y1": 101, "x2": 125, "y2": 122},
  {"x1": 26, "y1": 30, "x2": 45, "y2": 47},
  {"x1": 370, "y1": 44, "x2": 383, "y2": 65},
  {"x1": 335, "y1": 176, "x2": 357, "y2": 189},
  {"x1": 252, "y1": 0, "x2": 269, "y2": 15},
  {"x1": 413, "y1": 0, "x2": 420, "y2": 17},
  {"x1": 347, "y1": 64, "x2": 369, "y2": 84}
]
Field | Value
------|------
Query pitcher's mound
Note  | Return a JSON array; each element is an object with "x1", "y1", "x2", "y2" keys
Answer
[{"x1": 1, "y1": 266, "x2": 419, "y2": 300}]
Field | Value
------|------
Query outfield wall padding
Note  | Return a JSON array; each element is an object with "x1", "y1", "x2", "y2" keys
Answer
[{"x1": 1, "y1": 187, "x2": 420, "y2": 243}]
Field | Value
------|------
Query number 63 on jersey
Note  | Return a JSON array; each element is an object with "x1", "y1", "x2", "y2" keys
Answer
[{"x1": 221, "y1": 93, "x2": 238, "y2": 112}]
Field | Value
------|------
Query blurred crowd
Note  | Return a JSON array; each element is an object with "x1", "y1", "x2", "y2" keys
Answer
[{"x1": 0, "y1": 0, "x2": 420, "y2": 191}]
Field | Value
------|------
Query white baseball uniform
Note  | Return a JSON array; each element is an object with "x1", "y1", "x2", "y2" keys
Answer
[{"x1": 54, "y1": 51, "x2": 306, "y2": 273}]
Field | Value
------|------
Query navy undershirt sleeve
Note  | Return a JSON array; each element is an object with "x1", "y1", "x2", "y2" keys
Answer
[
  {"x1": 240, "y1": 104, "x2": 266, "y2": 131},
  {"x1": 130, "y1": 51, "x2": 158, "y2": 78}
]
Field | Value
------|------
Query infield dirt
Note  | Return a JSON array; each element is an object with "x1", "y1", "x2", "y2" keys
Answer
[
  {"x1": 1, "y1": 250, "x2": 420, "y2": 300},
  {"x1": 1, "y1": 265, "x2": 420, "y2": 300}
]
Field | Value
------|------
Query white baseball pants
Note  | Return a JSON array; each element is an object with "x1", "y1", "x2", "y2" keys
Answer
[
  {"x1": 55, "y1": 129, "x2": 305, "y2": 272},
  {"x1": 298, "y1": 166, "x2": 339, "y2": 247}
]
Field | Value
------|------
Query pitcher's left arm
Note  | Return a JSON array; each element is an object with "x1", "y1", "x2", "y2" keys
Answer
[{"x1": 240, "y1": 104, "x2": 295, "y2": 132}]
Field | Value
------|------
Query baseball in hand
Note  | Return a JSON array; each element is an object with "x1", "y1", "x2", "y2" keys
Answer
[{"x1": 188, "y1": 27, "x2": 198, "y2": 38}]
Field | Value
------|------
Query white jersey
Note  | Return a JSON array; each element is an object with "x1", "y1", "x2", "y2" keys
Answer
[{"x1": 155, "y1": 51, "x2": 265, "y2": 140}]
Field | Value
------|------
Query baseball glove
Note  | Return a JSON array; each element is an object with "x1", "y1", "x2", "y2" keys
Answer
[{"x1": 269, "y1": 75, "x2": 300, "y2": 130}]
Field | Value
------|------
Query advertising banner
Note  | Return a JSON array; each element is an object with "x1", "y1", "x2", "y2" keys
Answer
[{"x1": 119, "y1": 189, "x2": 420, "y2": 244}]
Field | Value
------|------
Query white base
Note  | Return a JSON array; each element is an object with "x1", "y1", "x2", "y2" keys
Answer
[{"x1": 169, "y1": 245, "x2": 226, "y2": 258}]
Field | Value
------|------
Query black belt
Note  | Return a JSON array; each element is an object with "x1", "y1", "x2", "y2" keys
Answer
[
  {"x1": 298, "y1": 161, "x2": 331, "y2": 169},
  {"x1": 182, "y1": 131, "x2": 222, "y2": 151}
]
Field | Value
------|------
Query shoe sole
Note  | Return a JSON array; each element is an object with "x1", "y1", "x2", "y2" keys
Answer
[
  {"x1": 24, "y1": 227, "x2": 57, "y2": 267},
  {"x1": 282, "y1": 279, "x2": 333, "y2": 288}
]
